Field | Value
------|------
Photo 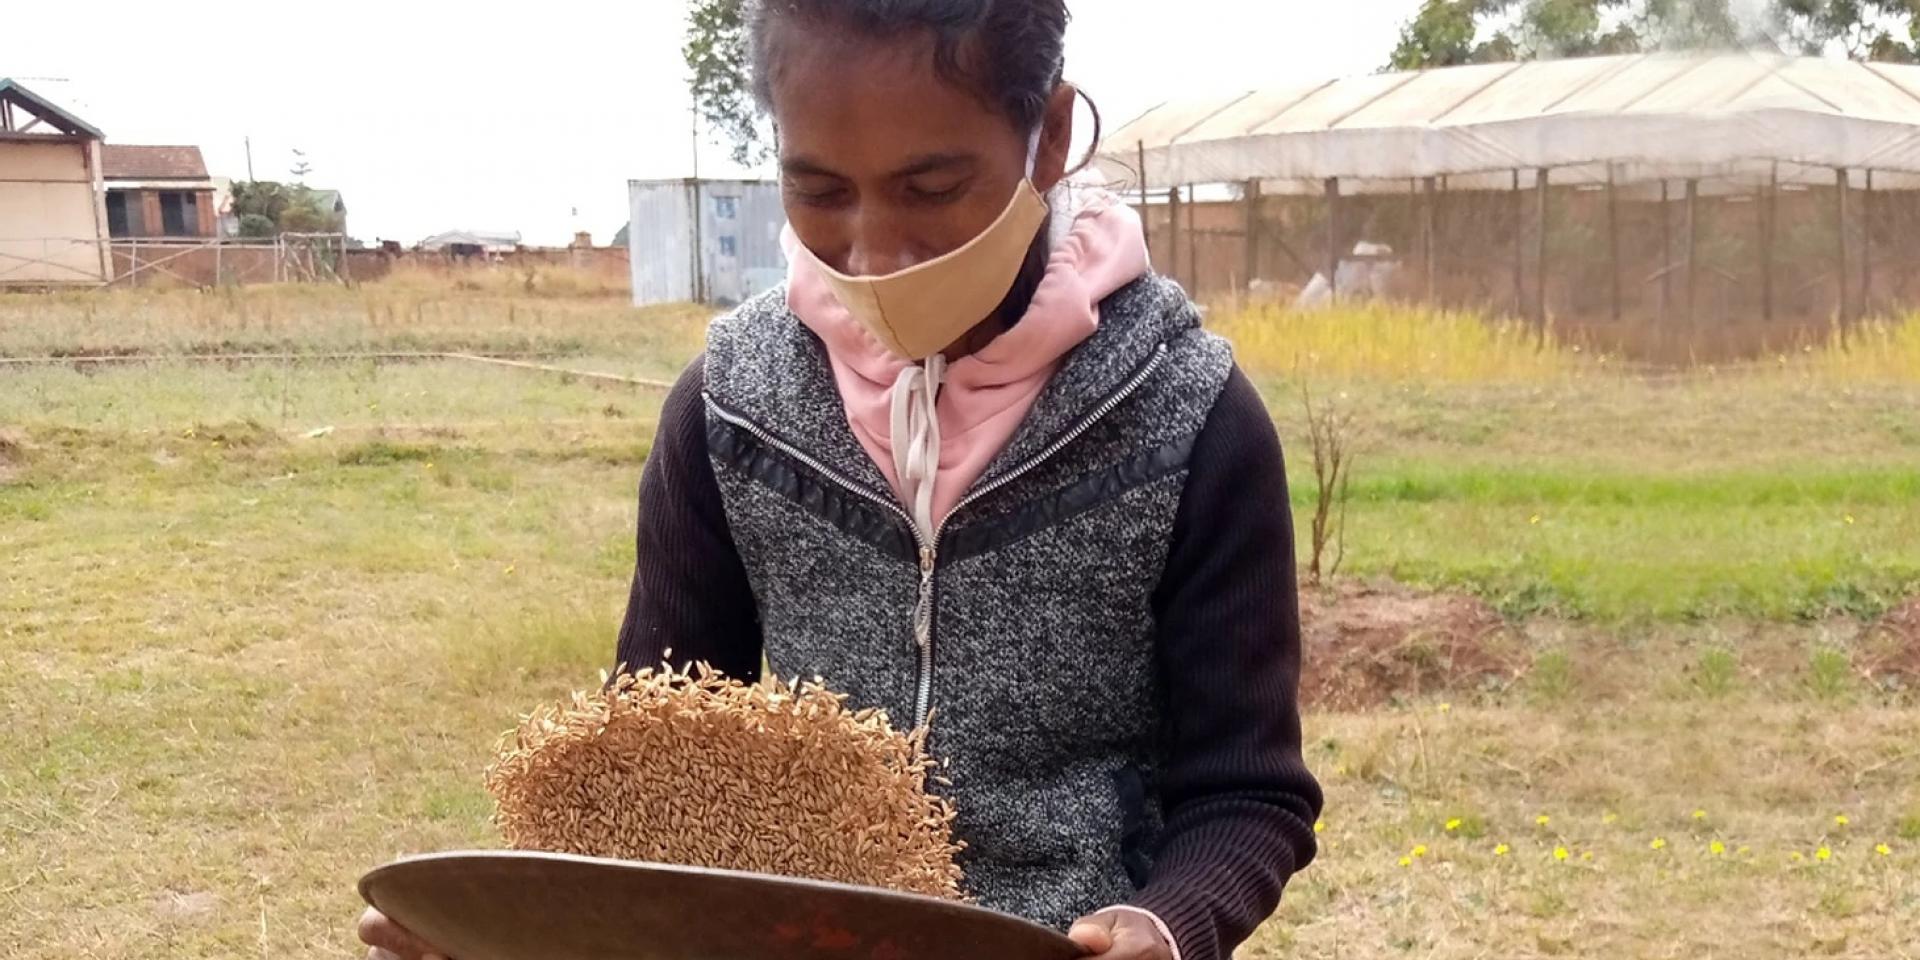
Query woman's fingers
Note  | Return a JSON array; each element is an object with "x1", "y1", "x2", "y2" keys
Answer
[
  {"x1": 1067, "y1": 915, "x2": 1118, "y2": 955},
  {"x1": 356, "y1": 907, "x2": 450, "y2": 960}
]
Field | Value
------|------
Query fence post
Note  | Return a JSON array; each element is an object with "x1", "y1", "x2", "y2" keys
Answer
[
  {"x1": 1243, "y1": 178, "x2": 1260, "y2": 293},
  {"x1": 1863, "y1": 169, "x2": 1874, "y2": 318},
  {"x1": 1533, "y1": 167, "x2": 1549, "y2": 336},
  {"x1": 1762, "y1": 163, "x2": 1776, "y2": 324},
  {"x1": 1167, "y1": 186, "x2": 1182, "y2": 291},
  {"x1": 1186, "y1": 183, "x2": 1199, "y2": 295},
  {"x1": 1325, "y1": 177, "x2": 1340, "y2": 299},
  {"x1": 1835, "y1": 167, "x2": 1851, "y2": 328},
  {"x1": 1685, "y1": 178, "x2": 1700, "y2": 329},
  {"x1": 1660, "y1": 180, "x2": 1672, "y2": 324},
  {"x1": 1512, "y1": 169, "x2": 1524, "y2": 318},
  {"x1": 1423, "y1": 176, "x2": 1438, "y2": 303},
  {"x1": 1137, "y1": 141, "x2": 1151, "y2": 255},
  {"x1": 1607, "y1": 163, "x2": 1621, "y2": 324}
]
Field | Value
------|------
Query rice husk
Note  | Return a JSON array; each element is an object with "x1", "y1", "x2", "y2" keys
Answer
[{"x1": 483, "y1": 663, "x2": 965, "y2": 900}]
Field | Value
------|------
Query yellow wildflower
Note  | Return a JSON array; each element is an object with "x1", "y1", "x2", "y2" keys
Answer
[
  {"x1": 1314, "y1": 820, "x2": 1325, "y2": 834},
  {"x1": 1710, "y1": 840, "x2": 1726, "y2": 856},
  {"x1": 1494, "y1": 843, "x2": 1510, "y2": 856},
  {"x1": 1553, "y1": 846, "x2": 1570, "y2": 862},
  {"x1": 1580, "y1": 851, "x2": 1593, "y2": 861},
  {"x1": 1445, "y1": 818, "x2": 1462, "y2": 832},
  {"x1": 1411, "y1": 845, "x2": 1429, "y2": 858},
  {"x1": 1692, "y1": 809, "x2": 1707, "y2": 821},
  {"x1": 1535, "y1": 814, "x2": 1551, "y2": 827},
  {"x1": 1650, "y1": 837, "x2": 1667, "y2": 850},
  {"x1": 1833, "y1": 814, "x2": 1850, "y2": 827},
  {"x1": 1438, "y1": 702, "x2": 1451, "y2": 713},
  {"x1": 1602, "y1": 811, "x2": 1619, "y2": 825},
  {"x1": 1398, "y1": 856, "x2": 1413, "y2": 868},
  {"x1": 1875, "y1": 843, "x2": 1892, "y2": 857},
  {"x1": 1815, "y1": 846, "x2": 1832, "y2": 862}
]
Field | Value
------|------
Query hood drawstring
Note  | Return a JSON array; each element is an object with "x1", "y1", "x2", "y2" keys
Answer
[{"x1": 888, "y1": 352, "x2": 946, "y2": 543}]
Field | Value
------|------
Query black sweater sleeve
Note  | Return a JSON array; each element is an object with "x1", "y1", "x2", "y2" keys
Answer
[
  {"x1": 612, "y1": 355, "x2": 764, "y2": 681},
  {"x1": 1129, "y1": 365, "x2": 1324, "y2": 960}
]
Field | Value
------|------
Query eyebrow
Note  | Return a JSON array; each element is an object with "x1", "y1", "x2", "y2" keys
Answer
[{"x1": 782, "y1": 152, "x2": 979, "y2": 180}]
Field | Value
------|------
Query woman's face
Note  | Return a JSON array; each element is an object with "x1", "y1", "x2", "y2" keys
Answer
[{"x1": 767, "y1": 26, "x2": 1073, "y2": 277}]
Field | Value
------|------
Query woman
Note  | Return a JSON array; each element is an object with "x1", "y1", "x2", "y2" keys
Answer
[{"x1": 361, "y1": 2, "x2": 1320, "y2": 958}]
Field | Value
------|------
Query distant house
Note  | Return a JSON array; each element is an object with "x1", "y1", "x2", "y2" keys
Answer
[
  {"x1": 0, "y1": 78, "x2": 112, "y2": 285},
  {"x1": 102, "y1": 144, "x2": 217, "y2": 238},
  {"x1": 418, "y1": 230, "x2": 521, "y2": 257}
]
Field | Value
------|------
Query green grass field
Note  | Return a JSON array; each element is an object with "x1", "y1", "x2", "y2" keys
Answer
[{"x1": 2, "y1": 278, "x2": 1917, "y2": 958}]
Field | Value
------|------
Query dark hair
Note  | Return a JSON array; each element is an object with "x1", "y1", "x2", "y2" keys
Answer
[{"x1": 748, "y1": 0, "x2": 1072, "y2": 136}]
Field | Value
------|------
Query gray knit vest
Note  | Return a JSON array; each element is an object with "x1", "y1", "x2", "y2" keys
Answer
[{"x1": 700, "y1": 274, "x2": 1233, "y2": 928}]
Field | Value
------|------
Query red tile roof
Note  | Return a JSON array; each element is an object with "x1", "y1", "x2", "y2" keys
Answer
[{"x1": 102, "y1": 144, "x2": 209, "y2": 180}]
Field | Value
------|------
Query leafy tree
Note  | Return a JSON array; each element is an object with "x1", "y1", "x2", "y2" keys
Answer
[
  {"x1": 1388, "y1": 0, "x2": 1744, "y2": 70},
  {"x1": 229, "y1": 180, "x2": 340, "y2": 236},
  {"x1": 1773, "y1": 0, "x2": 1920, "y2": 61},
  {"x1": 235, "y1": 213, "x2": 278, "y2": 239},
  {"x1": 1392, "y1": 0, "x2": 1920, "y2": 67},
  {"x1": 685, "y1": 0, "x2": 771, "y2": 167}
]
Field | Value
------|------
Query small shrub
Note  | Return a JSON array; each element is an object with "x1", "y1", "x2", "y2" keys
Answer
[{"x1": 1694, "y1": 646, "x2": 1739, "y2": 699}]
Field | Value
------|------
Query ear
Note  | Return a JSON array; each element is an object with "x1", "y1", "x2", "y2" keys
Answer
[{"x1": 1030, "y1": 83, "x2": 1078, "y2": 193}]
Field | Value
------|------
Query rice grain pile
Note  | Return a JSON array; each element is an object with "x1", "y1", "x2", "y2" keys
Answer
[{"x1": 483, "y1": 664, "x2": 965, "y2": 900}]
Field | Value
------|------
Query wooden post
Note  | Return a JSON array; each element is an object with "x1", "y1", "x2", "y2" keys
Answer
[
  {"x1": 1660, "y1": 180, "x2": 1672, "y2": 324},
  {"x1": 1607, "y1": 163, "x2": 1621, "y2": 324},
  {"x1": 1762, "y1": 163, "x2": 1776, "y2": 324},
  {"x1": 1423, "y1": 176, "x2": 1438, "y2": 303},
  {"x1": 1243, "y1": 178, "x2": 1260, "y2": 292},
  {"x1": 1175, "y1": 183, "x2": 1190, "y2": 293},
  {"x1": 1137, "y1": 141, "x2": 1151, "y2": 253},
  {"x1": 1325, "y1": 177, "x2": 1341, "y2": 299},
  {"x1": 1685, "y1": 179, "x2": 1699, "y2": 328},
  {"x1": 1167, "y1": 186, "x2": 1182, "y2": 290},
  {"x1": 1534, "y1": 167, "x2": 1549, "y2": 335},
  {"x1": 1836, "y1": 167, "x2": 1851, "y2": 327},
  {"x1": 690, "y1": 180, "x2": 706, "y2": 304},
  {"x1": 1863, "y1": 169, "x2": 1874, "y2": 317},
  {"x1": 1512, "y1": 169, "x2": 1524, "y2": 317}
]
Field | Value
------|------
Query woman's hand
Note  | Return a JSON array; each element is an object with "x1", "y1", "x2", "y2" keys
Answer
[
  {"x1": 1066, "y1": 909, "x2": 1175, "y2": 960},
  {"x1": 356, "y1": 907, "x2": 450, "y2": 960}
]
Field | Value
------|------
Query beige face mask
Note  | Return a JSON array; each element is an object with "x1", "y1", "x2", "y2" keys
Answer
[{"x1": 797, "y1": 175, "x2": 1051, "y2": 361}]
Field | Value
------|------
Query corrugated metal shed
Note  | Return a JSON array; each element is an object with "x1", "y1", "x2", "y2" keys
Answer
[
  {"x1": 627, "y1": 178, "x2": 785, "y2": 306},
  {"x1": 1099, "y1": 52, "x2": 1920, "y2": 193}
]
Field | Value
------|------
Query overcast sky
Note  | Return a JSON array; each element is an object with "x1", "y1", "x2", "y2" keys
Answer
[{"x1": 5, "y1": 1, "x2": 1415, "y2": 245}]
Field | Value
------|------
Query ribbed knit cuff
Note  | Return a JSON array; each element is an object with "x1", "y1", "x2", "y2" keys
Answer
[{"x1": 1126, "y1": 823, "x2": 1305, "y2": 960}]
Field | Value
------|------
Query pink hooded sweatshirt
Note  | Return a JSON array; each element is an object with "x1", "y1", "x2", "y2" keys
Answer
[{"x1": 785, "y1": 185, "x2": 1151, "y2": 539}]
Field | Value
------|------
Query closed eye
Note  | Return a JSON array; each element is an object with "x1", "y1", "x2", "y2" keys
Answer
[{"x1": 905, "y1": 181, "x2": 967, "y2": 205}]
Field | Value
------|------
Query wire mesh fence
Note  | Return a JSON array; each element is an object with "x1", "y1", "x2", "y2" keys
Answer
[{"x1": 1134, "y1": 164, "x2": 1920, "y2": 362}]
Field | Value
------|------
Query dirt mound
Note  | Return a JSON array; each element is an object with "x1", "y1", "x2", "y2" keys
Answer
[
  {"x1": 1864, "y1": 597, "x2": 1920, "y2": 684},
  {"x1": 0, "y1": 428, "x2": 26, "y2": 482},
  {"x1": 1299, "y1": 580, "x2": 1516, "y2": 710}
]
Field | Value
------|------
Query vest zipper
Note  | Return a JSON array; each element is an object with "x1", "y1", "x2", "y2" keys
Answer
[{"x1": 703, "y1": 341, "x2": 1170, "y2": 732}]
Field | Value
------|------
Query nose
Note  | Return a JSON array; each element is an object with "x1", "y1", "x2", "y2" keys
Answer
[{"x1": 842, "y1": 211, "x2": 920, "y2": 278}]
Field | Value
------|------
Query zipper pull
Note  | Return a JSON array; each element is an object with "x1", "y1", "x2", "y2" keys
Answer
[{"x1": 913, "y1": 546, "x2": 936, "y2": 650}]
